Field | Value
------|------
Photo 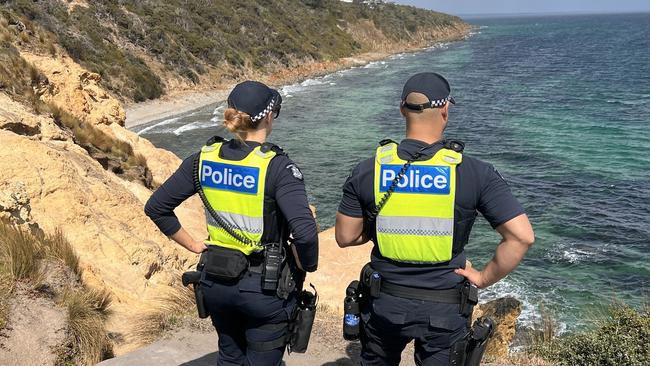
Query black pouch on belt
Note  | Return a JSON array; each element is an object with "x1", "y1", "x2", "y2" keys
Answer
[
  {"x1": 460, "y1": 281, "x2": 479, "y2": 317},
  {"x1": 360, "y1": 263, "x2": 381, "y2": 298},
  {"x1": 203, "y1": 245, "x2": 249, "y2": 281},
  {"x1": 289, "y1": 284, "x2": 318, "y2": 354}
]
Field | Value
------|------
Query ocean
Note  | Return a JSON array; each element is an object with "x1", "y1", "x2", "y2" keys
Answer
[{"x1": 133, "y1": 13, "x2": 650, "y2": 331}]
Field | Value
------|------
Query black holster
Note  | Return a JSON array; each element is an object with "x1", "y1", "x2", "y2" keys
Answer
[
  {"x1": 360, "y1": 263, "x2": 382, "y2": 298},
  {"x1": 460, "y1": 281, "x2": 479, "y2": 317},
  {"x1": 288, "y1": 284, "x2": 317, "y2": 353},
  {"x1": 182, "y1": 253, "x2": 209, "y2": 319},
  {"x1": 449, "y1": 317, "x2": 495, "y2": 366}
]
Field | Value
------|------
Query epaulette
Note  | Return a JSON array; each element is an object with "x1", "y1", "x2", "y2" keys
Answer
[
  {"x1": 443, "y1": 139, "x2": 465, "y2": 153},
  {"x1": 205, "y1": 135, "x2": 226, "y2": 146},
  {"x1": 260, "y1": 142, "x2": 286, "y2": 156},
  {"x1": 379, "y1": 139, "x2": 397, "y2": 146}
]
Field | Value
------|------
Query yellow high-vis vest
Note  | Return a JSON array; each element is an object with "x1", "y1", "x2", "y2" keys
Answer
[
  {"x1": 373, "y1": 142, "x2": 462, "y2": 263},
  {"x1": 198, "y1": 142, "x2": 276, "y2": 255}
]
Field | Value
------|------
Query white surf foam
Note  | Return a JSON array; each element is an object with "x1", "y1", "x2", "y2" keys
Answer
[
  {"x1": 363, "y1": 61, "x2": 387, "y2": 68},
  {"x1": 280, "y1": 77, "x2": 329, "y2": 96},
  {"x1": 136, "y1": 117, "x2": 180, "y2": 135},
  {"x1": 172, "y1": 121, "x2": 214, "y2": 135},
  {"x1": 480, "y1": 277, "x2": 566, "y2": 334},
  {"x1": 606, "y1": 99, "x2": 648, "y2": 106},
  {"x1": 561, "y1": 248, "x2": 593, "y2": 264}
]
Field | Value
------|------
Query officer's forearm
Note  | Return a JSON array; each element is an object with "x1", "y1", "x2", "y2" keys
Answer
[
  {"x1": 338, "y1": 233, "x2": 369, "y2": 248},
  {"x1": 480, "y1": 237, "x2": 531, "y2": 287},
  {"x1": 335, "y1": 212, "x2": 369, "y2": 248},
  {"x1": 170, "y1": 227, "x2": 206, "y2": 254}
]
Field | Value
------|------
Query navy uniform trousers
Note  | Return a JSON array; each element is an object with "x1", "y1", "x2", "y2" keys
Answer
[
  {"x1": 360, "y1": 292, "x2": 469, "y2": 366},
  {"x1": 202, "y1": 272, "x2": 296, "y2": 366}
]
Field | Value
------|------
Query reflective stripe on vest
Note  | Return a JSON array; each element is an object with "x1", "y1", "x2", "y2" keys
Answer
[
  {"x1": 373, "y1": 142, "x2": 462, "y2": 263},
  {"x1": 199, "y1": 142, "x2": 276, "y2": 255}
]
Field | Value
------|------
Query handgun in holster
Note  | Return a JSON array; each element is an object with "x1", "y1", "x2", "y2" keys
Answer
[
  {"x1": 182, "y1": 253, "x2": 209, "y2": 319},
  {"x1": 449, "y1": 316, "x2": 495, "y2": 366}
]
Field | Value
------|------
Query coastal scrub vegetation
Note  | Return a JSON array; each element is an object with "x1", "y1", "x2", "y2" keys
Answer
[
  {"x1": 1, "y1": 0, "x2": 465, "y2": 102},
  {"x1": 0, "y1": 220, "x2": 114, "y2": 364},
  {"x1": 532, "y1": 304, "x2": 650, "y2": 366}
]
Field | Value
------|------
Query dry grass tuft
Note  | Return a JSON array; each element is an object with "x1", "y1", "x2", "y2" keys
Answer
[
  {"x1": 37, "y1": 229, "x2": 81, "y2": 277},
  {"x1": 531, "y1": 305, "x2": 559, "y2": 346},
  {"x1": 0, "y1": 220, "x2": 114, "y2": 363},
  {"x1": 0, "y1": 273, "x2": 11, "y2": 330},
  {"x1": 0, "y1": 220, "x2": 41, "y2": 281},
  {"x1": 130, "y1": 285, "x2": 197, "y2": 345},
  {"x1": 57, "y1": 288, "x2": 114, "y2": 365}
]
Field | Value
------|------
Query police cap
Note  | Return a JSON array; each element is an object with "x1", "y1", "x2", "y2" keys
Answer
[
  {"x1": 401, "y1": 72, "x2": 456, "y2": 111},
  {"x1": 227, "y1": 81, "x2": 282, "y2": 122}
]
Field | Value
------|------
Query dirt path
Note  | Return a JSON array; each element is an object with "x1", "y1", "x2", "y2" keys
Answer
[
  {"x1": 97, "y1": 327, "x2": 511, "y2": 366},
  {"x1": 97, "y1": 327, "x2": 362, "y2": 366},
  {"x1": 0, "y1": 286, "x2": 67, "y2": 366}
]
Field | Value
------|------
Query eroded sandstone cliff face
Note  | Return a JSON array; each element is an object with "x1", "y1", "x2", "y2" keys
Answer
[{"x1": 0, "y1": 48, "x2": 207, "y2": 353}]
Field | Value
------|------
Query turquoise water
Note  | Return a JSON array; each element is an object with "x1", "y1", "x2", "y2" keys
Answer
[{"x1": 135, "y1": 13, "x2": 650, "y2": 330}]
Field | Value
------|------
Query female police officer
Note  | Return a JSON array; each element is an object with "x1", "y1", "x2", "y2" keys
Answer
[{"x1": 145, "y1": 80, "x2": 319, "y2": 366}]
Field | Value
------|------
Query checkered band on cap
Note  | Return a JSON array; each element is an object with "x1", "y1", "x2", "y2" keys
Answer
[
  {"x1": 250, "y1": 99, "x2": 275, "y2": 122},
  {"x1": 431, "y1": 96, "x2": 451, "y2": 108}
]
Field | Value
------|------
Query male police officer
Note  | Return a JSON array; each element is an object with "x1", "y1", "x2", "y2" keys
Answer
[{"x1": 335, "y1": 72, "x2": 534, "y2": 365}]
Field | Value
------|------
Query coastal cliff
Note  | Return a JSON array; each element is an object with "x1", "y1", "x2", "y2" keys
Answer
[
  {"x1": 0, "y1": 0, "x2": 470, "y2": 104},
  {"x1": 0, "y1": 2, "x2": 526, "y2": 365}
]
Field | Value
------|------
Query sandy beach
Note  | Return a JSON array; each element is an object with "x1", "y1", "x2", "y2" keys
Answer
[{"x1": 125, "y1": 88, "x2": 232, "y2": 129}]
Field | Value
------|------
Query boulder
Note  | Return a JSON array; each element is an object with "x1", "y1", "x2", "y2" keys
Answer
[{"x1": 474, "y1": 297, "x2": 522, "y2": 361}]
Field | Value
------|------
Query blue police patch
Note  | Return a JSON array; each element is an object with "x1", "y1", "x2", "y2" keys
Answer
[
  {"x1": 200, "y1": 161, "x2": 259, "y2": 194},
  {"x1": 380, "y1": 165, "x2": 450, "y2": 194}
]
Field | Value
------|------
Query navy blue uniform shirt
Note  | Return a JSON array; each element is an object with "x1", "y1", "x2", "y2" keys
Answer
[
  {"x1": 338, "y1": 139, "x2": 525, "y2": 289},
  {"x1": 145, "y1": 139, "x2": 319, "y2": 272}
]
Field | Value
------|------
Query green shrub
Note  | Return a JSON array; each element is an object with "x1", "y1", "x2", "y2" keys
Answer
[{"x1": 535, "y1": 304, "x2": 650, "y2": 366}]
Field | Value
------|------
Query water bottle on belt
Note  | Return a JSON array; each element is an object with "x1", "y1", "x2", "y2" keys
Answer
[{"x1": 343, "y1": 280, "x2": 361, "y2": 340}]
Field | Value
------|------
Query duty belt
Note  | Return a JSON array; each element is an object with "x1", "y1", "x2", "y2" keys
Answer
[
  {"x1": 380, "y1": 282, "x2": 462, "y2": 304},
  {"x1": 360, "y1": 263, "x2": 478, "y2": 317},
  {"x1": 382, "y1": 281, "x2": 478, "y2": 317}
]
